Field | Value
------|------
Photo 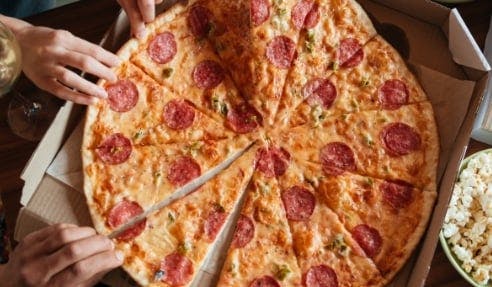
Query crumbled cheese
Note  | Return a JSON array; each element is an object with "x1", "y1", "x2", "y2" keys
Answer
[{"x1": 443, "y1": 152, "x2": 492, "y2": 284}]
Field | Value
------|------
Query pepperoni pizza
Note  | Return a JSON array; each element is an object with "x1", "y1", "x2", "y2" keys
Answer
[{"x1": 82, "y1": 0, "x2": 439, "y2": 286}]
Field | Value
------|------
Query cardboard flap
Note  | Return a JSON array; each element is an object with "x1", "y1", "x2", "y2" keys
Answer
[
  {"x1": 20, "y1": 102, "x2": 78, "y2": 206},
  {"x1": 372, "y1": 0, "x2": 448, "y2": 25},
  {"x1": 448, "y1": 9, "x2": 491, "y2": 72},
  {"x1": 46, "y1": 121, "x2": 84, "y2": 193}
]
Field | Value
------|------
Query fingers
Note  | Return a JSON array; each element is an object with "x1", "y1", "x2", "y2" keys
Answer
[
  {"x1": 59, "y1": 31, "x2": 120, "y2": 69},
  {"x1": 138, "y1": 0, "x2": 155, "y2": 23},
  {"x1": 155, "y1": 0, "x2": 163, "y2": 4},
  {"x1": 21, "y1": 224, "x2": 77, "y2": 247},
  {"x1": 52, "y1": 66, "x2": 107, "y2": 99},
  {"x1": 37, "y1": 78, "x2": 99, "y2": 105},
  {"x1": 35, "y1": 226, "x2": 98, "y2": 256},
  {"x1": 44, "y1": 234, "x2": 115, "y2": 279},
  {"x1": 51, "y1": 250, "x2": 123, "y2": 286},
  {"x1": 119, "y1": 0, "x2": 146, "y2": 39},
  {"x1": 56, "y1": 49, "x2": 117, "y2": 83}
]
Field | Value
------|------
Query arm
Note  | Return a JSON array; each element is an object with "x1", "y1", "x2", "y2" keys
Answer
[
  {"x1": 0, "y1": 224, "x2": 122, "y2": 287},
  {"x1": 0, "y1": 14, "x2": 120, "y2": 105},
  {"x1": 117, "y1": 0, "x2": 163, "y2": 39}
]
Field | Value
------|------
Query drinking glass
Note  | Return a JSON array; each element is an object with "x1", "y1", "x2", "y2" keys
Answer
[{"x1": 0, "y1": 21, "x2": 59, "y2": 141}]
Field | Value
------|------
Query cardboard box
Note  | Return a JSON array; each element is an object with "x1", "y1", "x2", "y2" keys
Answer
[{"x1": 14, "y1": 0, "x2": 491, "y2": 286}]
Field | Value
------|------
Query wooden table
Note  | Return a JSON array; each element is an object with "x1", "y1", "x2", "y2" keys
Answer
[{"x1": 0, "y1": 0, "x2": 490, "y2": 286}]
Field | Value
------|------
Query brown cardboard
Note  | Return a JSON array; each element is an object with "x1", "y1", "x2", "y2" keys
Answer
[{"x1": 14, "y1": 0, "x2": 491, "y2": 286}]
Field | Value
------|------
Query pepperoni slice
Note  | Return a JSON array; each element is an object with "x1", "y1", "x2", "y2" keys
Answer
[
  {"x1": 226, "y1": 103, "x2": 262, "y2": 134},
  {"x1": 148, "y1": 32, "x2": 177, "y2": 64},
  {"x1": 96, "y1": 133, "x2": 132, "y2": 165},
  {"x1": 338, "y1": 38, "x2": 363, "y2": 68},
  {"x1": 250, "y1": 276, "x2": 280, "y2": 287},
  {"x1": 188, "y1": 5, "x2": 212, "y2": 38},
  {"x1": 167, "y1": 156, "x2": 201, "y2": 186},
  {"x1": 107, "y1": 200, "x2": 146, "y2": 241},
  {"x1": 204, "y1": 209, "x2": 228, "y2": 242},
  {"x1": 381, "y1": 180, "x2": 414, "y2": 209},
  {"x1": 292, "y1": 0, "x2": 318, "y2": 30},
  {"x1": 255, "y1": 147, "x2": 291, "y2": 178},
  {"x1": 378, "y1": 79, "x2": 409, "y2": 110},
  {"x1": 266, "y1": 36, "x2": 296, "y2": 69},
  {"x1": 106, "y1": 79, "x2": 138, "y2": 113},
  {"x1": 380, "y1": 123, "x2": 421, "y2": 156},
  {"x1": 319, "y1": 142, "x2": 356, "y2": 175},
  {"x1": 163, "y1": 99, "x2": 195, "y2": 130},
  {"x1": 304, "y1": 265, "x2": 338, "y2": 287},
  {"x1": 160, "y1": 253, "x2": 194, "y2": 286},
  {"x1": 304, "y1": 3, "x2": 320, "y2": 29},
  {"x1": 251, "y1": 0, "x2": 270, "y2": 26},
  {"x1": 193, "y1": 60, "x2": 225, "y2": 89},
  {"x1": 351, "y1": 224, "x2": 382, "y2": 258},
  {"x1": 232, "y1": 214, "x2": 255, "y2": 248},
  {"x1": 303, "y1": 78, "x2": 337, "y2": 109},
  {"x1": 281, "y1": 186, "x2": 315, "y2": 221}
]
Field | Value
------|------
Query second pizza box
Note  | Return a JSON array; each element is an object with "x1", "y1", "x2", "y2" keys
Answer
[{"x1": 15, "y1": 0, "x2": 491, "y2": 286}]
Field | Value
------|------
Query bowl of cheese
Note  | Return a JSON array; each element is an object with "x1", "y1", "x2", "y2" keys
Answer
[{"x1": 440, "y1": 149, "x2": 492, "y2": 286}]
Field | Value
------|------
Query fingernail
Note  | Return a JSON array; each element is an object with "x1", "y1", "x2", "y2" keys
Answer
[
  {"x1": 110, "y1": 73, "x2": 118, "y2": 83},
  {"x1": 97, "y1": 87, "x2": 108, "y2": 98},
  {"x1": 109, "y1": 240, "x2": 115, "y2": 249},
  {"x1": 136, "y1": 28, "x2": 146, "y2": 40},
  {"x1": 114, "y1": 57, "x2": 122, "y2": 67},
  {"x1": 116, "y1": 251, "x2": 124, "y2": 263}
]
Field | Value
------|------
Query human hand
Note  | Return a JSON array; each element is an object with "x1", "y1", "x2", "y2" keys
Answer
[
  {"x1": 14, "y1": 25, "x2": 120, "y2": 105},
  {"x1": 117, "y1": 0, "x2": 164, "y2": 39},
  {"x1": 0, "y1": 224, "x2": 122, "y2": 287}
]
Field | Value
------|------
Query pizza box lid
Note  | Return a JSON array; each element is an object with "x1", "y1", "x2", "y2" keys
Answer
[{"x1": 15, "y1": 1, "x2": 491, "y2": 286}]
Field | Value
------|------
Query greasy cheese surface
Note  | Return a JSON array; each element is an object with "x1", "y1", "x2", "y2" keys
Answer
[
  {"x1": 85, "y1": 62, "x2": 237, "y2": 149},
  {"x1": 217, "y1": 173, "x2": 302, "y2": 286},
  {"x1": 192, "y1": 0, "x2": 302, "y2": 126},
  {"x1": 276, "y1": 158, "x2": 385, "y2": 286},
  {"x1": 83, "y1": 136, "x2": 251, "y2": 233},
  {"x1": 286, "y1": 35, "x2": 429, "y2": 127},
  {"x1": 314, "y1": 169, "x2": 436, "y2": 280},
  {"x1": 274, "y1": 102, "x2": 439, "y2": 191},
  {"x1": 276, "y1": 0, "x2": 377, "y2": 126},
  {"x1": 118, "y1": 148, "x2": 257, "y2": 286},
  {"x1": 130, "y1": 8, "x2": 246, "y2": 124}
]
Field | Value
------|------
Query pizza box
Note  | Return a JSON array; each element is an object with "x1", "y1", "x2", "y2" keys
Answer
[{"x1": 13, "y1": 0, "x2": 491, "y2": 286}]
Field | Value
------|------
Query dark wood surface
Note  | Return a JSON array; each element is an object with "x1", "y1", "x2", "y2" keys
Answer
[{"x1": 0, "y1": 0, "x2": 490, "y2": 286}]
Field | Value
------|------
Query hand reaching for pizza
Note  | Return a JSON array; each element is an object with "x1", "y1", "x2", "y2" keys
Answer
[
  {"x1": 117, "y1": 0, "x2": 164, "y2": 39},
  {"x1": 12, "y1": 24, "x2": 120, "y2": 105},
  {"x1": 0, "y1": 224, "x2": 123, "y2": 287}
]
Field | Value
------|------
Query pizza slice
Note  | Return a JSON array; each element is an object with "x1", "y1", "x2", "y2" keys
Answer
[
  {"x1": 279, "y1": 35, "x2": 429, "y2": 127},
  {"x1": 274, "y1": 155, "x2": 385, "y2": 286},
  {"x1": 305, "y1": 168, "x2": 436, "y2": 283},
  {"x1": 84, "y1": 61, "x2": 242, "y2": 149},
  {"x1": 110, "y1": 145, "x2": 257, "y2": 286},
  {"x1": 275, "y1": 0, "x2": 377, "y2": 126},
  {"x1": 273, "y1": 102, "x2": 439, "y2": 191},
  {"x1": 187, "y1": 0, "x2": 304, "y2": 126},
  {"x1": 82, "y1": 134, "x2": 253, "y2": 235},
  {"x1": 216, "y1": 170, "x2": 302, "y2": 286},
  {"x1": 118, "y1": 4, "x2": 262, "y2": 135}
]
